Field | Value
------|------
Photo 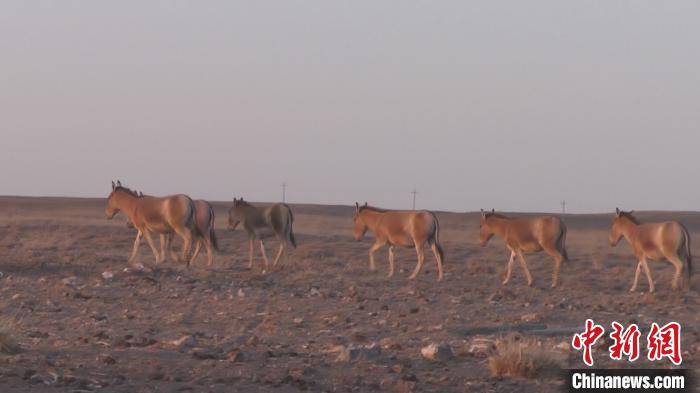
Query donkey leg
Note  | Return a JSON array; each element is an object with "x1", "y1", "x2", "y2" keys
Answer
[
  {"x1": 191, "y1": 239, "x2": 202, "y2": 265},
  {"x1": 667, "y1": 255, "x2": 684, "y2": 290},
  {"x1": 248, "y1": 239, "x2": 255, "y2": 269},
  {"x1": 128, "y1": 231, "x2": 143, "y2": 263},
  {"x1": 543, "y1": 247, "x2": 564, "y2": 288},
  {"x1": 159, "y1": 234, "x2": 168, "y2": 263},
  {"x1": 409, "y1": 244, "x2": 426, "y2": 280},
  {"x1": 272, "y1": 243, "x2": 285, "y2": 267},
  {"x1": 387, "y1": 246, "x2": 396, "y2": 278},
  {"x1": 205, "y1": 238, "x2": 214, "y2": 267},
  {"x1": 368, "y1": 242, "x2": 383, "y2": 271},
  {"x1": 640, "y1": 257, "x2": 655, "y2": 293},
  {"x1": 171, "y1": 228, "x2": 193, "y2": 267},
  {"x1": 630, "y1": 262, "x2": 642, "y2": 292},
  {"x1": 259, "y1": 240, "x2": 270, "y2": 272},
  {"x1": 430, "y1": 243, "x2": 443, "y2": 282},
  {"x1": 502, "y1": 251, "x2": 516, "y2": 285},
  {"x1": 516, "y1": 251, "x2": 534, "y2": 286},
  {"x1": 167, "y1": 233, "x2": 178, "y2": 262},
  {"x1": 142, "y1": 230, "x2": 160, "y2": 263}
]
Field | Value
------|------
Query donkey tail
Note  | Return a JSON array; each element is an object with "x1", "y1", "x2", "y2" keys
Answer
[
  {"x1": 208, "y1": 204, "x2": 219, "y2": 252},
  {"x1": 284, "y1": 204, "x2": 297, "y2": 248},
  {"x1": 682, "y1": 225, "x2": 692, "y2": 277},
  {"x1": 559, "y1": 220, "x2": 569, "y2": 261},
  {"x1": 428, "y1": 211, "x2": 444, "y2": 260}
]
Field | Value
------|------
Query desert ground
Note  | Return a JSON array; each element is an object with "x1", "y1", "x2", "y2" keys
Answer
[{"x1": 0, "y1": 196, "x2": 698, "y2": 392}]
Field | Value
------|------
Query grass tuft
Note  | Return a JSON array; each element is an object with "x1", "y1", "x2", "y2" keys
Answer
[
  {"x1": 488, "y1": 335, "x2": 563, "y2": 379},
  {"x1": 0, "y1": 315, "x2": 21, "y2": 354}
]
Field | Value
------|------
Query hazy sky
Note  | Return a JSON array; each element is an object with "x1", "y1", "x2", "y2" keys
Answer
[{"x1": 1, "y1": 1, "x2": 699, "y2": 213}]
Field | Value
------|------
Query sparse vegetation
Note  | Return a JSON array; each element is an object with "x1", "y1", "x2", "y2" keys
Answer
[
  {"x1": 488, "y1": 335, "x2": 563, "y2": 379},
  {"x1": 0, "y1": 315, "x2": 20, "y2": 354}
]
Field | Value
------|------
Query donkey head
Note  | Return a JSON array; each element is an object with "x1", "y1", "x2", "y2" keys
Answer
[
  {"x1": 478, "y1": 208, "x2": 496, "y2": 246},
  {"x1": 353, "y1": 202, "x2": 369, "y2": 241},
  {"x1": 610, "y1": 208, "x2": 635, "y2": 246},
  {"x1": 105, "y1": 180, "x2": 124, "y2": 219},
  {"x1": 228, "y1": 197, "x2": 244, "y2": 230}
]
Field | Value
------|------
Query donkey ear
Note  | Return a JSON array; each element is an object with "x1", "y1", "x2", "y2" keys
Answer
[
  {"x1": 117, "y1": 180, "x2": 122, "y2": 187},
  {"x1": 491, "y1": 208, "x2": 495, "y2": 214},
  {"x1": 615, "y1": 207, "x2": 620, "y2": 216},
  {"x1": 363, "y1": 202, "x2": 368, "y2": 207},
  {"x1": 111, "y1": 181, "x2": 116, "y2": 190}
]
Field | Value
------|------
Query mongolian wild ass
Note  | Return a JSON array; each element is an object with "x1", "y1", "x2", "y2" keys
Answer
[
  {"x1": 228, "y1": 198, "x2": 296, "y2": 271},
  {"x1": 105, "y1": 181, "x2": 196, "y2": 265},
  {"x1": 610, "y1": 208, "x2": 692, "y2": 293},
  {"x1": 479, "y1": 209, "x2": 568, "y2": 288},
  {"x1": 353, "y1": 202, "x2": 444, "y2": 281},
  {"x1": 126, "y1": 195, "x2": 219, "y2": 266}
]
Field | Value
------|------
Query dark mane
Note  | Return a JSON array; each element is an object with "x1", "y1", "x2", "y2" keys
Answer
[
  {"x1": 359, "y1": 205, "x2": 388, "y2": 213},
  {"x1": 618, "y1": 211, "x2": 639, "y2": 224},
  {"x1": 484, "y1": 212, "x2": 508, "y2": 219},
  {"x1": 114, "y1": 186, "x2": 139, "y2": 197},
  {"x1": 233, "y1": 198, "x2": 254, "y2": 208}
]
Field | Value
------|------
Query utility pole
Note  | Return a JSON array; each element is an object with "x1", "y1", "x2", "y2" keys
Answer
[
  {"x1": 561, "y1": 200, "x2": 566, "y2": 214},
  {"x1": 282, "y1": 183, "x2": 287, "y2": 203},
  {"x1": 411, "y1": 189, "x2": 417, "y2": 210}
]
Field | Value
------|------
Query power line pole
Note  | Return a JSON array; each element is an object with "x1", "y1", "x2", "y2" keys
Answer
[
  {"x1": 561, "y1": 200, "x2": 566, "y2": 214},
  {"x1": 282, "y1": 183, "x2": 287, "y2": 203},
  {"x1": 411, "y1": 188, "x2": 417, "y2": 210}
]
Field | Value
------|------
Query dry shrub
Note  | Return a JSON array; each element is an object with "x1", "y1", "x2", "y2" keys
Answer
[
  {"x1": 0, "y1": 315, "x2": 21, "y2": 354},
  {"x1": 488, "y1": 335, "x2": 563, "y2": 379}
]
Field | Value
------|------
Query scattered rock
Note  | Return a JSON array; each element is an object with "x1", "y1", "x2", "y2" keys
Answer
[
  {"x1": 488, "y1": 288, "x2": 516, "y2": 303},
  {"x1": 237, "y1": 289, "x2": 245, "y2": 298},
  {"x1": 245, "y1": 335, "x2": 259, "y2": 347},
  {"x1": 101, "y1": 271, "x2": 114, "y2": 280},
  {"x1": 61, "y1": 277, "x2": 79, "y2": 288},
  {"x1": 466, "y1": 338, "x2": 495, "y2": 357},
  {"x1": 226, "y1": 348, "x2": 242, "y2": 362},
  {"x1": 192, "y1": 347, "x2": 224, "y2": 360},
  {"x1": 333, "y1": 343, "x2": 382, "y2": 363},
  {"x1": 521, "y1": 313, "x2": 539, "y2": 322},
  {"x1": 99, "y1": 354, "x2": 116, "y2": 365},
  {"x1": 555, "y1": 341, "x2": 570, "y2": 351},
  {"x1": 309, "y1": 287, "x2": 321, "y2": 297},
  {"x1": 420, "y1": 343, "x2": 453, "y2": 362},
  {"x1": 169, "y1": 335, "x2": 196, "y2": 349}
]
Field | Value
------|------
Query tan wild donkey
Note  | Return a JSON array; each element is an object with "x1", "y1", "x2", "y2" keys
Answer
[
  {"x1": 610, "y1": 208, "x2": 692, "y2": 293},
  {"x1": 105, "y1": 181, "x2": 196, "y2": 265},
  {"x1": 479, "y1": 209, "x2": 568, "y2": 288},
  {"x1": 127, "y1": 196, "x2": 219, "y2": 266},
  {"x1": 353, "y1": 202, "x2": 444, "y2": 281}
]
